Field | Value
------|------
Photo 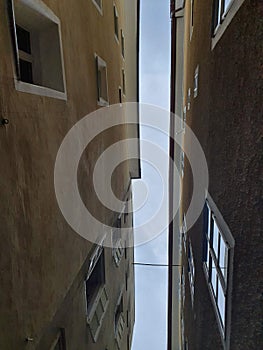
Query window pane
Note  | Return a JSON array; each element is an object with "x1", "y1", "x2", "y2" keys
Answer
[
  {"x1": 212, "y1": 0, "x2": 221, "y2": 32},
  {"x1": 224, "y1": 0, "x2": 232, "y2": 13},
  {"x1": 19, "y1": 59, "x2": 33, "y2": 84},
  {"x1": 211, "y1": 259, "x2": 217, "y2": 297},
  {"x1": 219, "y1": 236, "x2": 228, "y2": 282},
  {"x1": 213, "y1": 219, "x2": 219, "y2": 258},
  {"x1": 16, "y1": 25, "x2": 31, "y2": 54},
  {"x1": 218, "y1": 279, "x2": 226, "y2": 327},
  {"x1": 114, "y1": 7, "x2": 119, "y2": 38}
]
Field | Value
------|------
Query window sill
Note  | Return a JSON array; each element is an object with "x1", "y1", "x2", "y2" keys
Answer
[
  {"x1": 15, "y1": 80, "x2": 67, "y2": 100},
  {"x1": 97, "y1": 98, "x2": 109, "y2": 107}
]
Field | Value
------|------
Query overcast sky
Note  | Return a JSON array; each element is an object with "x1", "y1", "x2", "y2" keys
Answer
[{"x1": 132, "y1": 1, "x2": 170, "y2": 349}]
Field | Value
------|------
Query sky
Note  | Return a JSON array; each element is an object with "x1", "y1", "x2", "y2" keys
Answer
[{"x1": 132, "y1": 1, "x2": 171, "y2": 350}]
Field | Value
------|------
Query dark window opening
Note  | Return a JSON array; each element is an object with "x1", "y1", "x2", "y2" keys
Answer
[
  {"x1": 119, "y1": 87, "x2": 122, "y2": 104},
  {"x1": 85, "y1": 251, "x2": 105, "y2": 310},
  {"x1": 114, "y1": 6, "x2": 119, "y2": 39},
  {"x1": 53, "y1": 329, "x2": 66, "y2": 350},
  {"x1": 19, "y1": 59, "x2": 33, "y2": 84},
  {"x1": 16, "y1": 25, "x2": 31, "y2": 53}
]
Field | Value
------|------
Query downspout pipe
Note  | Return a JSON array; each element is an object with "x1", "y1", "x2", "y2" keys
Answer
[
  {"x1": 167, "y1": 1, "x2": 177, "y2": 350},
  {"x1": 168, "y1": 1, "x2": 185, "y2": 350}
]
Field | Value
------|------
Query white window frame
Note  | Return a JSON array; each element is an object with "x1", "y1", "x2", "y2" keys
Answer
[
  {"x1": 181, "y1": 105, "x2": 187, "y2": 133},
  {"x1": 181, "y1": 213, "x2": 187, "y2": 252},
  {"x1": 193, "y1": 65, "x2": 199, "y2": 98},
  {"x1": 187, "y1": 88, "x2": 191, "y2": 111},
  {"x1": 181, "y1": 266, "x2": 185, "y2": 307},
  {"x1": 203, "y1": 194, "x2": 235, "y2": 349},
  {"x1": 49, "y1": 329, "x2": 66, "y2": 350},
  {"x1": 95, "y1": 54, "x2": 109, "y2": 107},
  {"x1": 92, "y1": 0, "x2": 103, "y2": 15},
  {"x1": 121, "y1": 30, "x2": 125, "y2": 58},
  {"x1": 190, "y1": 0, "x2": 194, "y2": 41},
  {"x1": 114, "y1": 290, "x2": 125, "y2": 350},
  {"x1": 86, "y1": 285, "x2": 109, "y2": 342},
  {"x1": 180, "y1": 150, "x2": 185, "y2": 178},
  {"x1": 188, "y1": 240, "x2": 195, "y2": 306},
  {"x1": 9, "y1": 0, "x2": 67, "y2": 100},
  {"x1": 113, "y1": 4, "x2": 119, "y2": 43},
  {"x1": 85, "y1": 247, "x2": 109, "y2": 342},
  {"x1": 112, "y1": 214, "x2": 125, "y2": 266},
  {"x1": 122, "y1": 69, "x2": 126, "y2": 96},
  {"x1": 212, "y1": 0, "x2": 245, "y2": 50}
]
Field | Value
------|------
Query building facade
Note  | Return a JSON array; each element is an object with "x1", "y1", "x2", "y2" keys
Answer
[
  {"x1": 0, "y1": 0, "x2": 140, "y2": 349},
  {"x1": 169, "y1": 0, "x2": 262, "y2": 349}
]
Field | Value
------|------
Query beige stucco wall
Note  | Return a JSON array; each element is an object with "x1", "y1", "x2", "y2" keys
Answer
[{"x1": 0, "y1": 0, "x2": 138, "y2": 348}]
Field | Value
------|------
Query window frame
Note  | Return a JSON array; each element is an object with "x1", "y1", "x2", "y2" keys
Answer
[
  {"x1": 193, "y1": 65, "x2": 199, "y2": 98},
  {"x1": 50, "y1": 329, "x2": 66, "y2": 350},
  {"x1": 190, "y1": 0, "x2": 194, "y2": 41},
  {"x1": 188, "y1": 240, "x2": 195, "y2": 306},
  {"x1": 92, "y1": 0, "x2": 103, "y2": 15},
  {"x1": 85, "y1": 247, "x2": 109, "y2": 342},
  {"x1": 121, "y1": 30, "x2": 125, "y2": 58},
  {"x1": 8, "y1": 0, "x2": 67, "y2": 100},
  {"x1": 122, "y1": 69, "x2": 126, "y2": 96},
  {"x1": 211, "y1": 0, "x2": 246, "y2": 50},
  {"x1": 114, "y1": 290, "x2": 125, "y2": 349},
  {"x1": 181, "y1": 105, "x2": 187, "y2": 133},
  {"x1": 113, "y1": 4, "x2": 119, "y2": 43},
  {"x1": 202, "y1": 194, "x2": 235, "y2": 349},
  {"x1": 95, "y1": 54, "x2": 109, "y2": 106},
  {"x1": 181, "y1": 213, "x2": 187, "y2": 252},
  {"x1": 180, "y1": 150, "x2": 185, "y2": 178},
  {"x1": 112, "y1": 213, "x2": 125, "y2": 266}
]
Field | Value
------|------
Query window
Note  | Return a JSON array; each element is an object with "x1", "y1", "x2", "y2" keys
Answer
[
  {"x1": 92, "y1": 0, "x2": 103, "y2": 14},
  {"x1": 112, "y1": 217, "x2": 124, "y2": 266},
  {"x1": 124, "y1": 200, "x2": 129, "y2": 224},
  {"x1": 190, "y1": 0, "x2": 194, "y2": 40},
  {"x1": 187, "y1": 88, "x2": 191, "y2": 110},
  {"x1": 203, "y1": 197, "x2": 234, "y2": 341},
  {"x1": 8, "y1": 0, "x2": 66, "y2": 99},
  {"x1": 181, "y1": 106, "x2": 186, "y2": 132},
  {"x1": 50, "y1": 329, "x2": 66, "y2": 350},
  {"x1": 119, "y1": 87, "x2": 122, "y2": 104},
  {"x1": 180, "y1": 150, "x2": 185, "y2": 178},
  {"x1": 181, "y1": 313, "x2": 185, "y2": 349},
  {"x1": 85, "y1": 248, "x2": 109, "y2": 342},
  {"x1": 115, "y1": 293, "x2": 125, "y2": 349},
  {"x1": 212, "y1": 0, "x2": 239, "y2": 36},
  {"x1": 16, "y1": 25, "x2": 33, "y2": 83},
  {"x1": 113, "y1": 5, "x2": 119, "y2": 41},
  {"x1": 193, "y1": 65, "x2": 199, "y2": 98},
  {"x1": 96, "y1": 55, "x2": 109, "y2": 106},
  {"x1": 127, "y1": 334, "x2": 131, "y2": 350},
  {"x1": 121, "y1": 30, "x2": 125, "y2": 58},
  {"x1": 181, "y1": 213, "x2": 187, "y2": 252},
  {"x1": 126, "y1": 310, "x2": 129, "y2": 328},
  {"x1": 122, "y1": 69, "x2": 126, "y2": 95},
  {"x1": 188, "y1": 241, "x2": 195, "y2": 305},
  {"x1": 212, "y1": 0, "x2": 221, "y2": 33},
  {"x1": 181, "y1": 266, "x2": 185, "y2": 307}
]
